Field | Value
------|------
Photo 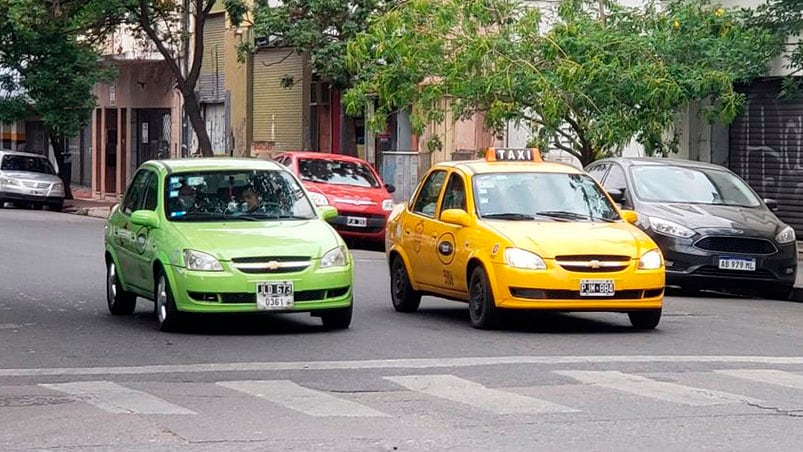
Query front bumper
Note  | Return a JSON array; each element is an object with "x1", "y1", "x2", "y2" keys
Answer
[
  {"x1": 652, "y1": 234, "x2": 797, "y2": 289},
  {"x1": 0, "y1": 186, "x2": 64, "y2": 203},
  {"x1": 327, "y1": 211, "x2": 388, "y2": 242},
  {"x1": 165, "y1": 261, "x2": 353, "y2": 314},
  {"x1": 490, "y1": 261, "x2": 664, "y2": 311}
]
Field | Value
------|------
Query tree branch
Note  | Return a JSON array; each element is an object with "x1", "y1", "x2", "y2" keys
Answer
[
  {"x1": 259, "y1": 49, "x2": 296, "y2": 67},
  {"x1": 186, "y1": 0, "x2": 207, "y2": 89},
  {"x1": 136, "y1": 0, "x2": 185, "y2": 91}
]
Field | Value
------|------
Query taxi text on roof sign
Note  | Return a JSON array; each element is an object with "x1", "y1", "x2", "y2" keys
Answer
[{"x1": 485, "y1": 147, "x2": 543, "y2": 162}]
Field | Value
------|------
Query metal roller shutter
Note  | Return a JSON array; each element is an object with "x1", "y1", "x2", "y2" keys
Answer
[{"x1": 252, "y1": 48, "x2": 305, "y2": 150}]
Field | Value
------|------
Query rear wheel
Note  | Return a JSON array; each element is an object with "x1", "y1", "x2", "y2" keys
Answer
[
  {"x1": 106, "y1": 260, "x2": 137, "y2": 315},
  {"x1": 390, "y1": 256, "x2": 421, "y2": 312},
  {"x1": 155, "y1": 272, "x2": 182, "y2": 332},
  {"x1": 468, "y1": 266, "x2": 500, "y2": 329},
  {"x1": 321, "y1": 305, "x2": 352, "y2": 329},
  {"x1": 628, "y1": 309, "x2": 662, "y2": 330}
]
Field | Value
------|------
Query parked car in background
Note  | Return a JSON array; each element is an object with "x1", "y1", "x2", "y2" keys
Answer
[
  {"x1": 274, "y1": 151, "x2": 396, "y2": 245},
  {"x1": 585, "y1": 157, "x2": 797, "y2": 299},
  {"x1": 0, "y1": 150, "x2": 65, "y2": 211},
  {"x1": 104, "y1": 158, "x2": 354, "y2": 332}
]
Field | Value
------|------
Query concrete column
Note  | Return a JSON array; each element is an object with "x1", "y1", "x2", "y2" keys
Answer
[
  {"x1": 99, "y1": 108, "x2": 107, "y2": 197},
  {"x1": 116, "y1": 107, "x2": 124, "y2": 196},
  {"x1": 91, "y1": 109, "x2": 99, "y2": 197}
]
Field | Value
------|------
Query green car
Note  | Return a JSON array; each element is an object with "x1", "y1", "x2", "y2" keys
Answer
[{"x1": 103, "y1": 158, "x2": 353, "y2": 331}]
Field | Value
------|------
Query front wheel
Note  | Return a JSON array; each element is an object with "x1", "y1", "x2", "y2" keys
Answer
[
  {"x1": 321, "y1": 305, "x2": 352, "y2": 329},
  {"x1": 106, "y1": 260, "x2": 137, "y2": 315},
  {"x1": 468, "y1": 266, "x2": 500, "y2": 329},
  {"x1": 764, "y1": 285, "x2": 794, "y2": 301},
  {"x1": 628, "y1": 309, "x2": 662, "y2": 330},
  {"x1": 155, "y1": 272, "x2": 182, "y2": 332},
  {"x1": 390, "y1": 256, "x2": 421, "y2": 313}
]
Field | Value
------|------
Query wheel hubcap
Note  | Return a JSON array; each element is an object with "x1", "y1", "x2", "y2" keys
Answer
[
  {"x1": 470, "y1": 278, "x2": 484, "y2": 319},
  {"x1": 393, "y1": 264, "x2": 404, "y2": 299},
  {"x1": 157, "y1": 277, "x2": 168, "y2": 323},
  {"x1": 107, "y1": 263, "x2": 117, "y2": 302}
]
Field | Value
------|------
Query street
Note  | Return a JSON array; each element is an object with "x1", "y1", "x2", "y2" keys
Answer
[{"x1": 2, "y1": 208, "x2": 803, "y2": 451}]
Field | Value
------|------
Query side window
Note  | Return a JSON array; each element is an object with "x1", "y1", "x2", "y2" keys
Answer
[
  {"x1": 603, "y1": 164, "x2": 626, "y2": 191},
  {"x1": 141, "y1": 172, "x2": 159, "y2": 211},
  {"x1": 586, "y1": 163, "x2": 609, "y2": 184},
  {"x1": 412, "y1": 170, "x2": 447, "y2": 217},
  {"x1": 440, "y1": 172, "x2": 467, "y2": 213},
  {"x1": 122, "y1": 170, "x2": 151, "y2": 215}
]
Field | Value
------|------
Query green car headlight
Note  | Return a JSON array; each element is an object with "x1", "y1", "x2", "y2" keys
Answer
[
  {"x1": 321, "y1": 245, "x2": 348, "y2": 268},
  {"x1": 184, "y1": 249, "x2": 223, "y2": 271}
]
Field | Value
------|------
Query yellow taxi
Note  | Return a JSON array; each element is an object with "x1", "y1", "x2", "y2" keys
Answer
[{"x1": 385, "y1": 148, "x2": 665, "y2": 329}]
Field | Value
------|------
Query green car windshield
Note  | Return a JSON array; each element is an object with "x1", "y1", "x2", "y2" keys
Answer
[{"x1": 165, "y1": 169, "x2": 317, "y2": 221}]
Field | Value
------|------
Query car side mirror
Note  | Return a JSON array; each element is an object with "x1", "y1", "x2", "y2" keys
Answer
[
  {"x1": 607, "y1": 188, "x2": 626, "y2": 204},
  {"x1": 620, "y1": 209, "x2": 638, "y2": 224},
  {"x1": 764, "y1": 198, "x2": 779, "y2": 212},
  {"x1": 441, "y1": 208, "x2": 471, "y2": 227},
  {"x1": 130, "y1": 210, "x2": 160, "y2": 228},
  {"x1": 385, "y1": 183, "x2": 396, "y2": 194},
  {"x1": 318, "y1": 205, "x2": 338, "y2": 221}
]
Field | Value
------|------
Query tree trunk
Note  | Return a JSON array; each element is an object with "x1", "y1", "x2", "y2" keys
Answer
[
  {"x1": 183, "y1": 89, "x2": 214, "y2": 157},
  {"x1": 50, "y1": 134, "x2": 74, "y2": 200}
]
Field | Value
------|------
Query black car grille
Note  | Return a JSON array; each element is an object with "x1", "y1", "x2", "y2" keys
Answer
[
  {"x1": 693, "y1": 237, "x2": 777, "y2": 255},
  {"x1": 691, "y1": 266, "x2": 776, "y2": 280},
  {"x1": 188, "y1": 287, "x2": 350, "y2": 304},
  {"x1": 510, "y1": 288, "x2": 663, "y2": 300}
]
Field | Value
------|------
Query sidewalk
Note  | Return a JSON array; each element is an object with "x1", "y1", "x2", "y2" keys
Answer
[{"x1": 63, "y1": 186, "x2": 118, "y2": 219}]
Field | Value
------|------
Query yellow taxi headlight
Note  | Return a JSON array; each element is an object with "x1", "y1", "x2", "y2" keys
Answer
[
  {"x1": 638, "y1": 249, "x2": 663, "y2": 270},
  {"x1": 504, "y1": 248, "x2": 547, "y2": 270}
]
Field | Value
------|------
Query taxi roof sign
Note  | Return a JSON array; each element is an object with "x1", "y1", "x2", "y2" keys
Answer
[{"x1": 485, "y1": 147, "x2": 543, "y2": 162}]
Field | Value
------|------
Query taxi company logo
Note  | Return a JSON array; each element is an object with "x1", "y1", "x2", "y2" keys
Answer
[{"x1": 335, "y1": 198, "x2": 375, "y2": 206}]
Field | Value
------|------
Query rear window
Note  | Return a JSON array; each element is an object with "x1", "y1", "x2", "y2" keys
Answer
[{"x1": 1, "y1": 155, "x2": 55, "y2": 174}]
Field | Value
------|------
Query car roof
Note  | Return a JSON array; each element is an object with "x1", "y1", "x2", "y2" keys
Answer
[
  {"x1": 0, "y1": 150, "x2": 50, "y2": 159},
  {"x1": 435, "y1": 159, "x2": 585, "y2": 175},
  {"x1": 145, "y1": 157, "x2": 284, "y2": 173},
  {"x1": 595, "y1": 156, "x2": 730, "y2": 171},
  {"x1": 280, "y1": 151, "x2": 373, "y2": 165}
]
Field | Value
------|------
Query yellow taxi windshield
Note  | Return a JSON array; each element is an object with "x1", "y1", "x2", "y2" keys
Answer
[{"x1": 472, "y1": 172, "x2": 620, "y2": 222}]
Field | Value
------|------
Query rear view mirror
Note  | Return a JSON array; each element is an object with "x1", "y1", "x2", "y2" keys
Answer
[
  {"x1": 385, "y1": 183, "x2": 396, "y2": 194},
  {"x1": 620, "y1": 210, "x2": 638, "y2": 224},
  {"x1": 764, "y1": 198, "x2": 779, "y2": 212}
]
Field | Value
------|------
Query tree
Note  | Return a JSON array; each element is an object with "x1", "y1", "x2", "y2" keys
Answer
[
  {"x1": 344, "y1": 0, "x2": 781, "y2": 165},
  {"x1": 0, "y1": 0, "x2": 117, "y2": 200},
  {"x1": 753, "y1": 0, "x2": 803, "y2": 97},
  {"x1": 106, "y1": 0, "x2": 247, "y2": 157}
]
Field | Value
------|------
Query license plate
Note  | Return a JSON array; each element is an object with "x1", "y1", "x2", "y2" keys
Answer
[
  {"x1": 718, "y1": 257, "x2": 756, "y2": 271},
  {"x1": 580, "y1": 279, "x2": 615, "y2": 297},
  {"x1": 346, "y1": 216, "x2": 367, "y2": 227},
  {"x1": 256, "y1": 281, "x2": 294, "y2": 310}
]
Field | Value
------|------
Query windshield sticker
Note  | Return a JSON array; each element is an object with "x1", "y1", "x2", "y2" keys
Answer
[
  {"x1": 169, "y1": 190, "x2": 179, "y2": 198},
  {"x1": 169, "y1": 177, "x2": 180, "y2": 184},
  {"x1": 476, "y1": 180, "x2": 494, "y2": 189},
  {"x1": 169, "y1": 181, "x2": 182, "y2": 190},
  {"x1": 187, "y1": 176, "x2": 204, "y2": 186},
  {"x1": 170, "y1": 211, "x2": 186, "y2": 218}
]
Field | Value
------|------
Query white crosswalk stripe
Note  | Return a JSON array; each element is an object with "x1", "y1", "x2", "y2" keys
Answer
[
  {"x1": 217, "y1": 380, "x2": 390, "y2": 417},
  {"x1": 383, "y1": 374, "x2": 578, "y2": 415},
  {"x1": 555, "y1": 370, "x2": 759, "y2": 406},
  {"x1": 40, "y1": 381, "x2": 196, "y2": 415},
  {"x1": 714, "y1": 369, "x2": 803, "y2": 390}
]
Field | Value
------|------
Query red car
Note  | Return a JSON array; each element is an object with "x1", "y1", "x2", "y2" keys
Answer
[{"x1": 273, "y1": 152, "x2": 396, "y2": 244}]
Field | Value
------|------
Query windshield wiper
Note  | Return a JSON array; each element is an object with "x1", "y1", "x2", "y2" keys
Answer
[
  {"x1": 536, "y1": 210, "x2": 614, "y2": 223},
  {"x1": 483, "y1": 213, "x2": 536, "y2": 220}
]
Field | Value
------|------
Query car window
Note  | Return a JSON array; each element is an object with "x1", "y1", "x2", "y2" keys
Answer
[
  {"x1": 585, "y1": 163, "x2": 609, "y2": 184},
  {"x1": 122, "y1": 169, "x2": 152, "y2": 215},
  {"x1": 1, "y1": 154, "x2": 55, "y2": 174},
  {"x1": 630, "y1": 165, "x2": 761, "y2": 207},
  {"x1": 164, "y1": 169, "x2": 317, "y2": 221},
  {"x1": 142, "y1": 172, "x2": 159, "y2": 211},
  {"x1": 413, "y1": 170, "x2": 447, "y2": 217},
  {"x1": 603, "y1": 164, "x2": 626, "y2": 191},
  {"x1": 298, "y1": 158, "x2": 380, "y2": 188},
  {"x1": 472, "y1": 172, "x2": 620, "y2": 221},
  {"x1": 440, "y1": 172, "x2": 467, "y2": 213}
]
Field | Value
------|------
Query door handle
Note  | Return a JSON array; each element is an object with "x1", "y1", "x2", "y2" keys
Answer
[{"x1": 404, "y1": 230, "x2": 411, "y2": 235}]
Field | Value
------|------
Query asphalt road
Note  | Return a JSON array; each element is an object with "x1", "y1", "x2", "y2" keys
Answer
[{"x1": 1, "y1": 208, "x2": 803, "y2": 451}]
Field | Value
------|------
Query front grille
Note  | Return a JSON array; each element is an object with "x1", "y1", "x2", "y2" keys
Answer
[
  {"x1": 693, "y1": 236, "x2": 777, "y2": 255},
  {"x1": 189, "y1": 287, "x2": 350, "y2": 304},
  {"x1": 231, "y1": 256, "x2": 311, "y2": 274},
  {"x1": 22, "y1": 181, "x2": 49, "y2": 189},
  {"x1": 510, "y1": 287, "x2": 651, "y2": 300},
  {"x1": 555, "y1": 255, "x2": 631, "y2": 273},
  {"x1": 692, "y1": 266, "x2": 776, "y2": 280},
  {"x1": 232, "y1": 256, "x2": 309, "y2": 263}
]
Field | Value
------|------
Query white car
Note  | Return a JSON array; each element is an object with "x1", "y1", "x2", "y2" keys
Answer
[{"x1": 0, "y1": 151, "x2": 65, "y2": 211}]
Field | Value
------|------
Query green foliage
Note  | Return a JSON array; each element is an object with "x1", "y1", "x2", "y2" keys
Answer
[
  {"x1": 344, "y1": 0, "x2": 782, "y2": 165},
  {"x1": 753, "y1": 0, "x2": 803, "y2": 98}
]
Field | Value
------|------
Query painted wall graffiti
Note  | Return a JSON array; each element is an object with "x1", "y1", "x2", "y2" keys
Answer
[{"x1": 729, "y1": 79, "x2": 803, "y2": 234}]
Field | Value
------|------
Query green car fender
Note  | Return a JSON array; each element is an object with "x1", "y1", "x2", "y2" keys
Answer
[{"x1": 104, "y1": 245, "x2": 133, "y2": 293}]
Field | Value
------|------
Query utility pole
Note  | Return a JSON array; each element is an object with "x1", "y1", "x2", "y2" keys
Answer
[{"x1": 180, "y1": 0, "x2": 190, "y2": 157}]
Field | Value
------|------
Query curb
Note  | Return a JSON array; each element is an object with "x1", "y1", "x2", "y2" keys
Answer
[{"x1": 63, "y1": 206, "x2": 112, "y2": 219}]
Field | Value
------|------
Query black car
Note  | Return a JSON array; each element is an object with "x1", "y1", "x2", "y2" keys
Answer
[{"x1": 585, "y1": 157, "x2": 797, "y2": 299}]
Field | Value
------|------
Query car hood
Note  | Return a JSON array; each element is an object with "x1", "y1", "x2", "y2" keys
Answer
[
  {"x1": 484, "y1": 221, "x2": 655, "y2": 259},
  {"x1": 0, "y1": 170, "x2": 61, "y2": 183},
  {"x1": 638, "y1": 202, "x2": 782, "y2": 236},
  {"x1": 172, "y1": 220, "x2": 342, "y2": 261},
  {"x1": 305, "y1": 181, "x2": 390, "y2": 209}
]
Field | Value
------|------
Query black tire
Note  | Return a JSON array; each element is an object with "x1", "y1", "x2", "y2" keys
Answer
[
  {"x1": 49, "y1": 200, "x2": 64, "y2": 211},
  {"x1": 628, "y1": 309, "x2": 662, "y2": 330},
  {"x1": 468, "y1": 265, "x2": 500, "y2": 329},
  {"x1": 155, "y1": 272, "x2": 182, "y2": 332},
  {"x1": 30, "y1": 202, "x2": 43, "y2": 210},
  {"x1": 106, "y1": 260, "x2": 137, "y2": 315},
  {"x1": 765, "y1": 285, "x2": 794, "y2": 301},
  {"x1": 390, "y1": 256, "x2": 421, "y2": 312},
  {"x1": 321, "y1": 305, "x2": 352, "y2": 329}
]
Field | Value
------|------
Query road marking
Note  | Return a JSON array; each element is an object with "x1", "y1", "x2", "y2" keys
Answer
[
  {"x1": 40, "y1": 381, "x2": 196, "y2": 414},
  {"x1": 384, "y1": 374, "x2": 577, "y2": 414},
  {"x1": 556, "y1": 371, "x2": 757, "y2": 406},
  {"x1": 3, "y1": 356, "x2": 803, "y2": 377},
  {"x1": 217, "y1": 380, "x2": 389, "y2": 417},
  {"x1": 715, "y1": 369, "x2": 803, "y2": 390}
]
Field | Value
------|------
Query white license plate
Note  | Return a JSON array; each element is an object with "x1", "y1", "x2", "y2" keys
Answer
[
  {"x1": 256, "y1": 281, "x2": 294, "y2": 310},
  {"x1": 580, "y1": 279, "x2": 615, "y2": 297},
  {"x1": 346, "y1": 216, "x2": 367, "y2": 227},
  {"x1": 718, "y1": 257, "x2": 756, "y2": 271}
]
